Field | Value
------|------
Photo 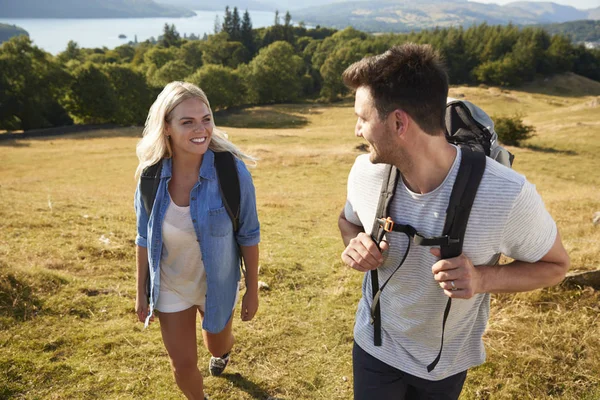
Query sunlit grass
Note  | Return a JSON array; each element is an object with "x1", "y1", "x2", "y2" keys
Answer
[{"x1": 1, "y1": 75, "x2": 599, "y2": 399}]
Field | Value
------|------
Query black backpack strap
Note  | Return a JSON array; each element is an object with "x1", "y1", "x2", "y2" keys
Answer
[
  {"x1": 140, "y1": 161, "x2": 163, "y2": 217},
  {"x1": 369, "y1": 165, "x2": 400, "y2": 347},
  {"x1": 214, "y1": 151, "x2": 241, "y2": 232},
  {"x1": 427, "y1": 147, "x2": 486, "y2": 372}
]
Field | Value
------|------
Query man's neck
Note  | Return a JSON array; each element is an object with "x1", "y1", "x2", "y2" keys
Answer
[{"x1": 394, "y1": 135, "x2": 457, "y2": 194}]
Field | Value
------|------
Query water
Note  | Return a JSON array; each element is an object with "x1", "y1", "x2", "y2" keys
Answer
[{"x1": 0, "y1": 10, "x2": 277, "y2": 54}]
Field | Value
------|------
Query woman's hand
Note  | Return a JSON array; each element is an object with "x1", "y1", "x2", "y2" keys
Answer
[
  {"x1": 240, "y1": 289, "x2": 258, "y2": 322},
  {"x1": 135, "y1": 291, "x2": 154, "y2": 324}
]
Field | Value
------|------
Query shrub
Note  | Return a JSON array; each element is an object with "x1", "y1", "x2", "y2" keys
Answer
[{"x1": 494, "y1": 114, "x2": 535, "y2": 147}]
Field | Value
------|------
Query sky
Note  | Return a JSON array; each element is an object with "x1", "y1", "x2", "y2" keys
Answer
[{"x1": 469, "y1": 0, "x2": 600, "y2": 10}]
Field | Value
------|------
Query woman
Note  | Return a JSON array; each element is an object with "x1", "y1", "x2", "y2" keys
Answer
[{"x1": 134, "y1": 81, "x2": 260, "y2": 400}]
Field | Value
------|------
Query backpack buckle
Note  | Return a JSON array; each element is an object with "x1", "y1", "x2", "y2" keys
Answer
[{"x1": 382, "y1": 217, "x2": 394, "y2": 232}]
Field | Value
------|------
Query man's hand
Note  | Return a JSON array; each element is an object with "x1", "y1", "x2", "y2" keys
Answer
[
  {"x1": 341, "y1": 232, "x2": 389, "y2": 272},
  {"x1": 430, "y1": 248, "x2": 482, "y2": 299}
]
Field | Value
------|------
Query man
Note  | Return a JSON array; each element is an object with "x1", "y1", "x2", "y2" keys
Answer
[{"x1": 338, "y1": 44, "x2": 569, "y2": 399}]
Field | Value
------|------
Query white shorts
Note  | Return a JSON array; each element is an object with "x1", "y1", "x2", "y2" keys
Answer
[{"x1": 155, "y1": 283, "x2": 240, "y2": 314}]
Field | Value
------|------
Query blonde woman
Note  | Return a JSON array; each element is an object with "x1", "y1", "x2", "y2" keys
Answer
[{"x1": 134, "y1": 81, "x2": 260, "y2": 400}]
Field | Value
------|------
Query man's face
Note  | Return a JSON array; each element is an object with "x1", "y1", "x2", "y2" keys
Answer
[{"x1": 354, "y1": 86, "x2": 395, "y2": 164}]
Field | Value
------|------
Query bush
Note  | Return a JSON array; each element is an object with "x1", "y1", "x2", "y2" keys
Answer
[{"x1": 494, "y1": 114, "x2": 535, "y2": 147}]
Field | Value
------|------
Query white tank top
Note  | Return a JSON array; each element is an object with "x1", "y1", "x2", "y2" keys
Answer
[{"x1": 159, "y1": 196, "x2": 206, "y2": 307}]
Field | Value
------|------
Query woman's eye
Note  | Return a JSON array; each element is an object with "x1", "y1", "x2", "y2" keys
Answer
[{"x1": 183, "y1": 121, "x2": 192, "y2": 125}]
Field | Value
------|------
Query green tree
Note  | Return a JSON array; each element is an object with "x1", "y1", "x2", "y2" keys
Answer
[
  {"x1": 242, "y1": 41, "x2": 304, "y2": 104},
  {"x1": 149, "y1": 60, "x2": 193, "y2": 88},
  {"x1": 160, "y1": 23, "x2": 181, "y2": 48},
  {"x1": 143, "y1": 46, "x2": 179, "y2": 69},
  {"x1": 186, "y1": 64, "x2": 246, "y2": 110},
  {"x1": 181, "y1": 40, "x2": 204, "y2": 70},
  {"x1": 494, "y1": 114, "x2": 535, "y2": 147},
  {"x1": 231, "y1": 7, "x2": 241, "y2": 42},
  {"x1": 103, "y1": 64, "x2": 153, "y2": 125},
  {"x1": 62, "y1": 62, "x2": 118, "y2": 124},
  {"x1": 319, "y1": 40, "x2": 364, "y2": 101},
  {"x1": 241, "y1": 9, "x2": 255, "y2": 56},
  {"x1": 202, "y1": 33, "x2": 247, "y2": 68},
  {"x1": 0, "y1": 36, "x2": 71, "y2": 130},
  {"x1": 57, "y1": 40, "x2": 83, "y2": 63}
]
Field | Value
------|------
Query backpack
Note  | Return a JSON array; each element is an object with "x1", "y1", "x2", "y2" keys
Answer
[
  {"x1": 368, "y1": 98, "x2": 513, "y2": 372},
  {"x1": 140, "y1": 151, "x2": 241, "y2": 231}
]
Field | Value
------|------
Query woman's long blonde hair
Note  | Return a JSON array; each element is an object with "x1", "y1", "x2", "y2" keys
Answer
[{"x1": 135, "y1": 81, "x2": 255, "y2": 180}]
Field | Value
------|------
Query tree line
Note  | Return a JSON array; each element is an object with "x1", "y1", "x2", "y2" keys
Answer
[{"x1": 1, "y1": 9, "x2": 599, "y2": 131}]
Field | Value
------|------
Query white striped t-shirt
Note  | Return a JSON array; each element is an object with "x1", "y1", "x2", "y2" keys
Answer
[{"x1": 344, "y1": 146, "x2": 557, "y2": 381}]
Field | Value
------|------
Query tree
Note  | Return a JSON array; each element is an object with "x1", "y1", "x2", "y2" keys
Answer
[
  {"x1": 231, "y1": 7, "x2": 241, "y2": 42},
  {"x1": 57, "y1": 40, "x2": 83, "y2": 63},
  {"x1": 241, "y1": 10, "x2": 255, "y2": 56},
  {"x1": 319, "y1": 40, "x2": 364, "y2": 101},
  {"x1": 222, "y1": 7, "x2": 233, "y2": 37},
  {"x1": 61, "y1": 62, "x2": 118, "y2": 124},
  {"x1": 186, "y1": 64, "x2": 246, "y2": 110},
  {"x1": 214, "y1": 15, "x2": 221, "y2": 34},
  {"x1": 149, "y1": 60, "x2": 193, "y2": 88},
  {"x1": 143, "y1": 46, "x2": 179, "y2": 69},
  {"x1": 0, "y1": 36, "x2": 71, "y2": 130},
  {"x1": 202, "y1": 33, "x2": 248, "y2": 68},
  {"x1": 494, "y1": 114, "x2": 535, "y2": 147},
  {"x1": 103, "y1": 64, "x2": 153, "y2": 125},
  {"x1": 242, "y1": 41, "x2": 304, "y2": 104},
  {"x1": 181, "y1": 40, "x2": 204, "y2": 70},
  {"x1": 160, "y1": 23, "x2": 181, "y2": 48}
]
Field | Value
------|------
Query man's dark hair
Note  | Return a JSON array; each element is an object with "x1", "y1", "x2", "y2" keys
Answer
[{"x1": 342, "y1": 43, "x2": 449, "y2": 136}]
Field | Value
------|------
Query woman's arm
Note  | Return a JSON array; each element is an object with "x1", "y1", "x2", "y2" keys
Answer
[
  {"x1": 240, "y1": 244, "x2": 259, "y2": 321},
  {"x1": 135, "y1": 245, "x2": 153, "y2": 324}
]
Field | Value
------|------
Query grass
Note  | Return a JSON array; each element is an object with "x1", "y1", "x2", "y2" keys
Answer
[{"x1": 1, "y1": 74, "x2": 599, "y2": 399}]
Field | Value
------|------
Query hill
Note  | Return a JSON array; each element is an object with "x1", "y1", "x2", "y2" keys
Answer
[
  {"x1": 292, "y1": 0, "x2": 599, "y2": 33},
  {"x1": 0, "y1": 0, "x2": 195, "y2": 18},
  {"x1": 0, "y1": 23, "x2": 28, "y2": 43},
  {"x1": 0, "y1": 74, "x2": 599, "y2": 399},
  {"x1": 159, "y1": 0, "x2": 274, "y2": 12},
  {"x1": 537, "y1": 19, "x2": 600, "y2": 43}
]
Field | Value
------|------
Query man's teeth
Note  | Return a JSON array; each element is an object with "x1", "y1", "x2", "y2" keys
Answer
[{"x1": 191, "y1": 138, "x2": 206, "y2": 143}]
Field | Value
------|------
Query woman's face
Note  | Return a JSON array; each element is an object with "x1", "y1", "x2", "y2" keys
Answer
[{"x1": 166, "y1": 97, "x2": 213, "y2": 158}]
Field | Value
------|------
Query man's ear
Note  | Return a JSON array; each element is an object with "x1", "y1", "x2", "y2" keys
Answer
[{"x1": 391, "y1": 109, "x2": 410, "y2": 137}]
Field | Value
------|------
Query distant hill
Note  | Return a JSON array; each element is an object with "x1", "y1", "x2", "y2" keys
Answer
[
  {"x1": 292, "y1": 0, "x2": 600, "y2": 33},
  {"x1": 0, "y1": 0, "x2": 196, "y2": 18},
  {"x1": 0, "y1": 23, "x2": 28, "y2": 43},
  {"x1": 538, "y1": 20, "x2": 600, "y2": 43},
  {"x1": 159, "y1": 0, "x2": 274, "y2": 12}
]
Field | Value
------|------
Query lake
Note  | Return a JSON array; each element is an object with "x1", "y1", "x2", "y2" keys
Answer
[{"x1": 0, "y1": 10, "x2": 277, "y2": 54}]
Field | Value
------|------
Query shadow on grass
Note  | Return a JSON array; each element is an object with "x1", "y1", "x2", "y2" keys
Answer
[
  {"x1": 215, "y1": 108, "x2": 310, "y2": 129},
  {"x1": 0, "y1": 272, "x2": 42, "y2": 322},
  {"x1": 223, "y1": 372, "x2": 276, "y2": 400},
  {"x1": 524, "y1": 144, "x2": 577, "y2": 156},
  {"x1": 0, "y1": 139, "x2": 31, "y2": 148}
]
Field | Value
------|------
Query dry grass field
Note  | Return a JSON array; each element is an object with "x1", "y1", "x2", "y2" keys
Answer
[{"x1": 1, "y1": 74, "x2": 599, "y2": 399}]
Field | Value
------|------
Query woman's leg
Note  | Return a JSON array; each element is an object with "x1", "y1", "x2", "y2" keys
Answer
[
  {"x1": 199, "y1": 311, "x2": 235, "y2": 358},
  {"x1": 199, "y1": 310, "x2": 235, "y2": 376},
  {"x1": 158, "y1": 306, "x2": 205, "y2": 400}
]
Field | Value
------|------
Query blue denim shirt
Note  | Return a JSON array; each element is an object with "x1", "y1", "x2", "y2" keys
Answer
[{"x1": 134, "y1": 150, "x2": 260, "y2": 333}]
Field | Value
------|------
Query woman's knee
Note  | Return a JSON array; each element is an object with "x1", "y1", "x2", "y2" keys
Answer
[
  {"x1": 205, "y1": 335, "x2": 234, "y2": 357},
  {"x1": 169, "y1": 355, "x2": 198, "y2": 379}
]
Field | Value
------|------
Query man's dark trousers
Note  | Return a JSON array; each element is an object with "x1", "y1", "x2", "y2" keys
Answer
[{"x1": 353, "y1": 341, "x2": 467, "y2": 400}]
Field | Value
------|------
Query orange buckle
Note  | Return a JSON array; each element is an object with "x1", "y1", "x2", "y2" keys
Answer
[{"x1": 383, "y1": 217, "x2": 394, "y2": 232}]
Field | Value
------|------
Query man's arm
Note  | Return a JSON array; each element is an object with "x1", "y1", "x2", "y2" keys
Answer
[
  {"x1": 431, "y1": 232, "x2": 569, "y2": 298},
  {"x1": 339, "y1": 210, "x2": 389, "y2": 272}
]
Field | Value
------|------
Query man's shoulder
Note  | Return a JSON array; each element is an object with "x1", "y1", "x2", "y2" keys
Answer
[
  {"x1": 350, "y1": 154, "x2": 389, "y2": 181},
  {"x1": 481, "y1": 157, "x2": 526, "y2": 192}
]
